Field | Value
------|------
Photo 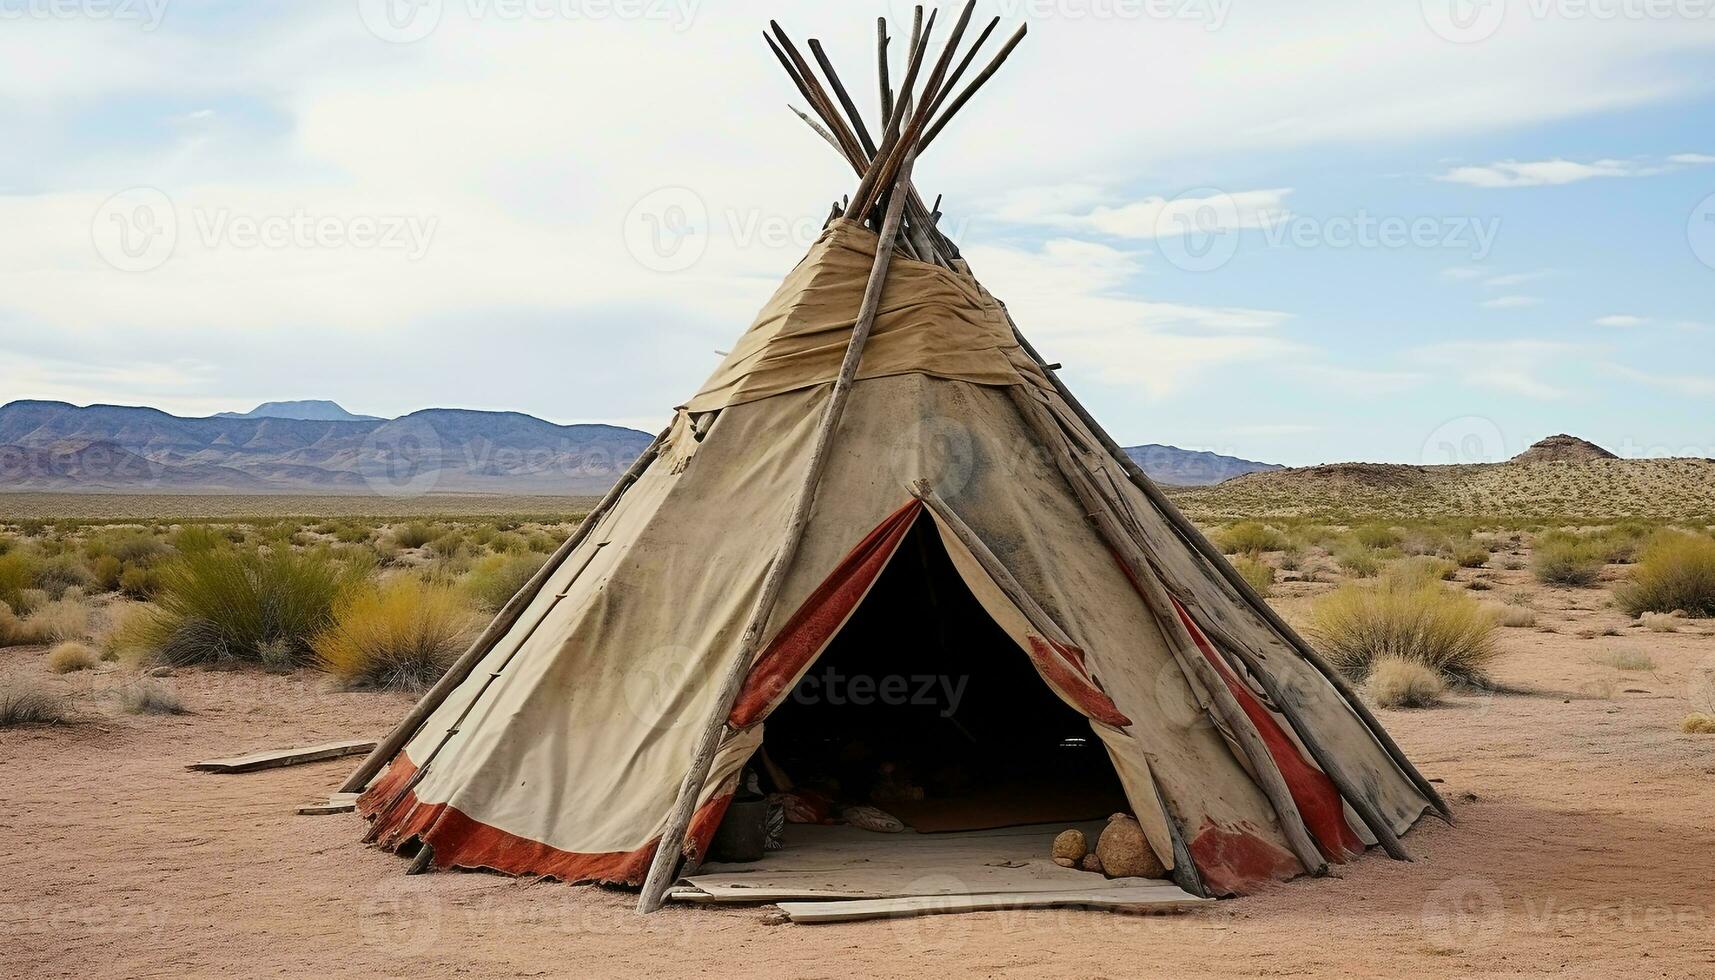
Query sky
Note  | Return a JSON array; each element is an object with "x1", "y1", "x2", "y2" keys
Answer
[{"x1": 2, "y1": 0, "x2": 1713, "y2": 467}]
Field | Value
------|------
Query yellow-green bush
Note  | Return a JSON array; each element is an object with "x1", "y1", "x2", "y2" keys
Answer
[
  {"x1": 1308, "y1": 576, "x2": 1498, "y2": 683},
  {"x1": 1531, "y1": 538, "x2": 1605, "y2": 587},
  {"x1": 46, "y1": 641, "x2": 100, "y2": 674},
  {"x1": 313, "y1": 578, "x2": 478, "y2": 692},
  {"x1": 1231, "y1": 556, "x2": 1275, "y2": 597},
  {"x1": 146, "y1": 547, "x2": 369, "y2": 667},
  {"x1": 1616, "y1": 531, "x2": 1715, "y2": 617},
  {"x1": 1367, "y1": 657, "x2": 1445, "y2": 708},
  {"x1": 1213, "y1": 521, "x2": 1287, "y2": 556},
  {"x1": 463, "y1": 552, "x2": 548, "y2": 611}
]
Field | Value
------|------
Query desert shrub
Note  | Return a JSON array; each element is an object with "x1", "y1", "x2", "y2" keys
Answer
[
  {"x1": 1353, "y1": 524, "x2": 1402, "y2": 549},
  {"x1": 118, "y1": 680, "x2": 185, "y2": 715},
  {"x1": 1589, "y1": 522, "x2": 1653, "y2": 564},
  {"x1": 1640, "y1": 612, "x2": 1681, "y2": 632},
  {"x1": 1334, "y1": 545, "x2": 1391, "y2": 578},
  {"x1": 0, "y1": 551, "x2": 38, "y2": 608},
  {"x1": 426, "y1": 531, "x2": 467, "y2": 558},
  {"x1": 467, "y1": 525, "x2": 499, "y2": 549},
  {"x1": 1451, "y1": 544, "x2": 1491, "y2": 568},
  {"x1": 170, "y1": 524, "x2": 226, "y2": 554},
  {"x1": 20, "y1": 598, "x2": 93, "y2": 644},
  {"x1": 1213, "y1": 521, "x2": 1286, "y2": 556},
  {"x1": 33, "y1": 553, "x2": 95, "y2": 598},
  {"x1": 84, "y1": 528, "x2": 167, "y2": 566},
  {"x1": 0, "y1": 680, "x2": 72, "y2": 726},
  {"x1": 462, "y1": 552, "x2": 547, "y2": 610},
  {"x1": 1308, "y1": 577, "x2": 1498, "y2": 683},
  {"x1": 1401, "y1": 528, "x2": 1455, "y2": 557},
  {"x1": 1384, "y1": 556, "x2": 1457, "y2": 586},
  {"x1": 91, "y1": 554, "x2": 124, "y2": 592},
  {"x1": 147, "y1": 547, "x2": 369, "y2": 667},
  {"x1": 390, "y1": 522, "x2": 440, "y2": 549},
  {"x1": 1597, "y1": 650, "x2": 1655, "y2": 671},
  {"x1": 1494, "y1": 604, "x2": 1537, "y2": 628},
  {"x1": 46, "y1": 641, "x2": 100, "y2": 674},
  {"x1": 1367, "y1": 658, "x2": 1445, "y2": 708},
  {"x1": 1682, "y1": 713, "x2": 1715, "y2": 734},
  {"x1": 524, "y1": 531, "x2": 559, "y2": 554},
  {"x1": 99, "y1": 602, "x2": 164, "y2": 665},
  {"x1": 313, "y1": 578, "x2": 478, "y2": 692},
  {"x1": 117, "y1": 564, "x2": 159, "y2": 599},
  {"x1": 333, "y1": 522, "x2": 374, "y2": 545},
  {"x1": 1231, "y1": 557, "x2": 1275, "y2": 597},
  {"x1": 1532, "y1": 539, "x2": 1605, "y2": 587},
  {"x1": 12, "y1": 588, "x2": 49, "y2": 616},
  {"x1": 1616, "y1": 531, "x2": 1715, "y2": 618}
]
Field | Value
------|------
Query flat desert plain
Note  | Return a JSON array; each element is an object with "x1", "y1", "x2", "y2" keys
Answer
[{"x1": 4, "y1": 525, "x2": 1714, "y2": 979}]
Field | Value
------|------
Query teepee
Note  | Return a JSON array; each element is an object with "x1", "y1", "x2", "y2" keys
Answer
[{"x1": 345, "y1": 6, "x2": 1445, "y2": 912}]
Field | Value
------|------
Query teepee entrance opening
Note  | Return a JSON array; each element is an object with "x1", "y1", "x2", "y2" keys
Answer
[{"x1": 754, "y1": 515, "x2": 1129, "y2": 837}]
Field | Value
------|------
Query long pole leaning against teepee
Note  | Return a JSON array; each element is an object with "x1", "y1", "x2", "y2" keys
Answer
[
  {"x1": 338, "y1": 426, "x2": 671, "y2": 796},
  {"x1": 636, "y1": 146, "x2": 922, "y2": 915}
]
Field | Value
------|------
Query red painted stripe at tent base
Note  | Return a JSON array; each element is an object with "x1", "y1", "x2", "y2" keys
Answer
[
  {"x1": 1189, "y1": 820, "x2": 1304, "y2": 896},
  {"x1": 358, "y1": 756, "x2": 732, "y2": 886},
  {"x1": 729, "y1": 498, "x2": 924, "y2": 729},
  {"x1": 1170, "y1": 598, "x2": 1365, "y2": 864}
]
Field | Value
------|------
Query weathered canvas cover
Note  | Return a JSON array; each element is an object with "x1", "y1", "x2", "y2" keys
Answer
[{"x1": 361, "y1": 220, "x2": 1433, "y2": 895}]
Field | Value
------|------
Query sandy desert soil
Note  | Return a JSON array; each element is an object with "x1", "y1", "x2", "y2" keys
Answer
[{"x1": 4, "y1": 558, "x2": 1715, "y2": 979}]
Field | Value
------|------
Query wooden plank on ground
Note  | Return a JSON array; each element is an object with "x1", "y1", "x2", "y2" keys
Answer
[
  {"x1": 189, "y1": 740, "x2": 377, "y2": 774},
  {"x1": 779, "y1": 885, "x2": 1211, "y2": 924},
  {"x1": 296, "y1": 792, "x2": 362, "y2": 816}
]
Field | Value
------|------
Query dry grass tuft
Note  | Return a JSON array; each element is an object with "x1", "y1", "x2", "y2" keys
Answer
[
  {"x1": 1213, "y1": 521, "x2": 1287, "y2": 556},
  {"x1": 1494, "y1": 603, "x2": 1537, "y2": 628},
  {"x1": 1367, "y1": 658, "x2": 1445, "y2": 708},
  {"x1": 1231, "y1": 556, "x2": 1275, "y2": 597},
  {"x1": 0, "y1": 678, "x2": 73, "y2": 726},
  {"x1": 1597, "y1": 650, "x2": 1656, "y2": 671},
  {"x1": 1681, "y1": 713, "x2": 1715, "y2": 734},
  {"x1": 313, "y1": 578, "x2": 478, "y2": 693},
  {"x1": 1309, "y1": 577, "x2": 1499, "y2": 683},
  {"x1": 118, "y1": 680, "x2": 185, "y2": 716},
  {"x1": 1532, "y1": 537, "x2": 1606, "y2": 586},
  {"x1": 1640, "y1": 611, "x2": 1682, "y2": 632},
  {"x1": 46, "y1": 641, "x2": 100, "y2": 674},
  {"x1": 1616, "y1": 531, "x2": 1715, "y2": 618},
  {"x1": 462, "y1": 552, "x2": 548, "y2": 611}
]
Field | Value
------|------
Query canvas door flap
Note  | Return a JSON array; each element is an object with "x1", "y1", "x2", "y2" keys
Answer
[
  {"x1": 924, "y1": 515, "x2": 1130, "y2": 729},
  {"x1": 727, "y1": 499, "x2": 926, "y2": 729}
]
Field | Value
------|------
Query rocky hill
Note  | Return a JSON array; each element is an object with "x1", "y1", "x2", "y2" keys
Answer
[
  {"x1": 1167, "y1": 435, "x2": 1715, "y2": 521},
  {"x1": 215, "y1": 400, "x2": 381, "y2": 422},
  {"x1": 0, "y1": 401, "x2": 652, "y2": 495}
]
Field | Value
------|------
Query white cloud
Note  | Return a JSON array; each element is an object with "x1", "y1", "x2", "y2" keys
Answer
[
  {"x1": 961, "y1": 238, "x2": 1295, "y2": 399},
  {"x1": 1441, "y1": 266, "x2": 1486, "y2": 280},
  {"x1": 1412, "y1": 339, "x2": 1590, "y2": 400},
  {"x1": 1436, "y1": 152, "x2": 1715, "y2": 188},
  {"x1": 1481, "y1": 295, "x2": 1544, "y2": 309},
  {"x1": 1613, "y1": 365, "x2": 1715, "y2": 397},
  {"x1": 1594, "y1": 314, "x2": 1649, "y2": 327},
  {"x1": 1483, "y1": 270, "x2": 1555, "y2": 287}
]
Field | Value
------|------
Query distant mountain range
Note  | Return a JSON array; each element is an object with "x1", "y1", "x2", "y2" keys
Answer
[
  {"x1": 215, "y1": 399, "x2": 381, "y2": 422},
  {"x1": 0, "y1": 400, "x2": 652, "y2": 495},
  {"x1": 1122, "y1": 444, "x2": 1283, "y2": 486},
  {"x1": 0, "y1": 399, "x2": 1282, "y2": 495}
]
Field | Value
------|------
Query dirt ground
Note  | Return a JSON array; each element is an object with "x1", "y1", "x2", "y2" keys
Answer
[{"x1": 5, "y1": 554, "x2": 1715, "y2": 979}]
